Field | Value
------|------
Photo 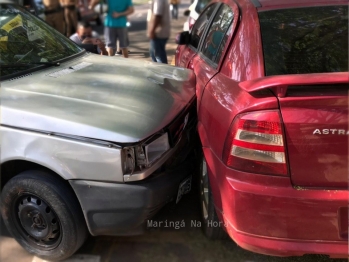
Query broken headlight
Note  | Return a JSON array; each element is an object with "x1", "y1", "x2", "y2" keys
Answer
[
  {"x1": 122, "y1": 133, "x2": 170, "y2": 174},
  {"x1": 144, "y1": 133, "x2": 170, "y2": 164}
]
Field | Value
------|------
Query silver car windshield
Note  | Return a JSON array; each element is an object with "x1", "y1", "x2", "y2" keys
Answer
[{"x1": 0, "y1": 3, "x2": 83, "y2": 77}]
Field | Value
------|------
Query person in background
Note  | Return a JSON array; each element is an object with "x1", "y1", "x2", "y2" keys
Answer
[
  {"x1": 116, "y1": 38, "x2": 130, "y2": 55},
  {"x1": 116, "y1": 18, "x2": 131, "y2": 55},
  {"x1": 89, "y1": 0, "x2": 134, "y2": 58},
  {"x1": 70, "y1": 21, "x2": 108, "y2": 55},
  {"x1": 60, "y1": 0, "x2": 79, "y2": 37},
  {"x1": 21, "y1": 0, "x2": 65, "y2": 34},
  {"x1": 147, "y1": 0, "x2": 170, "y2": 64},
  {"x1": 42, "y1": 0, "x2": 65, "y2": 34},
  {"x1": 170, "y1": 0, "x2": 180, "y2": 20}
]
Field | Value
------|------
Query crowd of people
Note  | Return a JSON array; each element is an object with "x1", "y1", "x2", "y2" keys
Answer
[
  {"x1": 39, "y1": 0, "x2": 78, "y2": 37},
  {"x1": 29, "y1": 0, "x2": 183, "y2": 63}
]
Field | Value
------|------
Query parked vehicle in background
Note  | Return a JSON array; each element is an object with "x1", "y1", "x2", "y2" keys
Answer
[
  {"x1": 175, "y1": 0, "x2": 348, "y2": 258},
  {"x1": 183, "y1": 0, "x2": 210, "y2": 31},
  {"x1": 0, "y1": 0, "x2": 197, "y2": 260}
]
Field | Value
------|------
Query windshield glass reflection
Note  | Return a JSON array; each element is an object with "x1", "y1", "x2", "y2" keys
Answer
[{"x1": 0, "y1": 3, "x2": 83, "y2": 77}]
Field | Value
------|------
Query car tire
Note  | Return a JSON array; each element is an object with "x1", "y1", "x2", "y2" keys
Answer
[
  {"x1": 0, "y1": 170, "x2": 88, "y2": 261},
  {"x1": 199, "y1": 153, "x2": 227, "y2": 240}
]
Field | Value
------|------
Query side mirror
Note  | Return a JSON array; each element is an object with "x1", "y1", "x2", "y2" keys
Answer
[
  {"x1": 183, "y1": 9, "x2": 190, "y2": 16},
  {"x1": 175, "y1": 31, "x2": 190, "y2": 45}
]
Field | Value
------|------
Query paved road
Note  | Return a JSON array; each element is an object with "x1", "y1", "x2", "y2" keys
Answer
[{"x1": 1, "y1": 2, "x2": 348, "y2": 262}]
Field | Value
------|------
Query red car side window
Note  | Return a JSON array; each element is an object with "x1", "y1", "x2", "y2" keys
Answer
[
  {"x1": 201, "y1": 4, "x2": 234, "y2": 63},
  {"x1": 189, "y1": 3, "x2": 217, "y2": 49}
]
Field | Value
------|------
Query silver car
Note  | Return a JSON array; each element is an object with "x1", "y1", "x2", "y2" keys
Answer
[{"x1": 0, "y1": 0, "x2": 196, "y2": 260}]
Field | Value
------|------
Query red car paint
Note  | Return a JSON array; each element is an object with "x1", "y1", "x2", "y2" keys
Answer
[{"x1": 176, "y1": 0, "x2": 348, "y2": 258}]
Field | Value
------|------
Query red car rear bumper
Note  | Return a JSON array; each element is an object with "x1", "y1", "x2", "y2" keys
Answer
[
  {"x1": 227, "y1": 230, "x2": 348, "y2": 258},
  {"x1": 203, "y1": 147, "x2": 348, "y2": 258}
]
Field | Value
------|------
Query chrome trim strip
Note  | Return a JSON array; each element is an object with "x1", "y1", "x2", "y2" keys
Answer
[{"x1": 123, "y1": 137, "x2": 181, "y2": 182}]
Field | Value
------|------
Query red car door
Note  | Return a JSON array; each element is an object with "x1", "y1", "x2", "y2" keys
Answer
[{"x1": 192, "y1": 2, "x2": 239, "y2": 110}]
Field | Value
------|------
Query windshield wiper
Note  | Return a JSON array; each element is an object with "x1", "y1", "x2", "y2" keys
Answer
[{"x1": 0, "y1": 62, "x2": 61, "y2": 69}]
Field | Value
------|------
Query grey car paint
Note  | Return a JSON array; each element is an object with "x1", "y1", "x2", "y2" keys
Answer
[
  {"x1": 1, "y1": 53, "x2": 196, "y2": 182},
  {"x1": 1, "y1": 126, "x2": 124, "y2": 181},
  {"x1": 1, "y1": 53, "x2": 196, "y2": 143}
]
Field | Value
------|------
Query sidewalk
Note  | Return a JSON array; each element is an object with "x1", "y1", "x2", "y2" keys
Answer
[{"x1": 127, "y1": 20, "x2": 186, "y2": 63}]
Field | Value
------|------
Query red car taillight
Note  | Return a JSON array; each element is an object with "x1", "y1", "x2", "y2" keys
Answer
[
  {"x1": 189, "y1": 17, "x2": 196, "y2": 30},
  {"x1": 223, "y1": 110, "x2": 288, "y2": 176}
]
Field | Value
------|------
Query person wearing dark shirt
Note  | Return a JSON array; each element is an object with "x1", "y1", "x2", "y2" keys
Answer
[{"x1": 43, "y1": 0, "x2": 65, "y2": 34}]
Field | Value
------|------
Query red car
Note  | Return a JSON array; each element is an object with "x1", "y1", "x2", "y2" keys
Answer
[{"x1": 175, "y1": 0, "x2": 348, "y2": 258}]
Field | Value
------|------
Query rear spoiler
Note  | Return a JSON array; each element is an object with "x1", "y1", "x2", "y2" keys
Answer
[{"x1": 239, "y1": 72, "x2": 349, "y2": 98}]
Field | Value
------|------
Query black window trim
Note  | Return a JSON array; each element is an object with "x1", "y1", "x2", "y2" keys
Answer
[
  {"x1": 198, "y1": 3, "x2": 235, "y2": 68},
  {"x1": 187, "y1": 2, "x2": 222, "y2": 53},
  {"x1": 216, "y1": 0, "x2": 241, "y2": 72},
  {"x1": 197, "y1": 0, "x2": 241, "y2": 70}
]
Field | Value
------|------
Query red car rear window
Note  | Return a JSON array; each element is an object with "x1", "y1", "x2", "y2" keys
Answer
[{"x1": 258, "y1": 5, "x2": 348, "y2": 76}]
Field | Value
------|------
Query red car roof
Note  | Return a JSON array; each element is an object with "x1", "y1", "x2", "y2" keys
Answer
[{"x1": 255, "y1": 0, "x2": 348, "y2": 10}]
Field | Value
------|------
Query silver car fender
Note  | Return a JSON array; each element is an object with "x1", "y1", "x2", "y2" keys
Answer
[{"x1": 0, "y1": 126, "x2": 124, "y2": 182}]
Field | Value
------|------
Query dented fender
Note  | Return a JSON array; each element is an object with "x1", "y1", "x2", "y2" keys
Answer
[{"x1": 0, "y1": 126, "x2": 124, "y2": 182}]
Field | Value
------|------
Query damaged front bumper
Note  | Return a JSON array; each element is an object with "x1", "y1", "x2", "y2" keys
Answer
[{"x1": 69, "y1": 115, "x2": 198, "y2": 236}]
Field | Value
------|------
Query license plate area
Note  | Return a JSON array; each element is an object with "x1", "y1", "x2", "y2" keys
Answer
[{"x1": 176, "y1": 176, "x2": 192, "y2": 203}]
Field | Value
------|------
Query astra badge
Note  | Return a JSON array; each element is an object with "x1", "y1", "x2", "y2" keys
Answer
[{"x1": 313, "y1": 129, "x2": 349, "y2": 135}]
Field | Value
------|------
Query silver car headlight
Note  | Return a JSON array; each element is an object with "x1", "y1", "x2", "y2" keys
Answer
[
  {"x1": 144, "y1": 133, "x2": 170, "y2": 164},
  {"x1": 122, "y1": 132, "x2": 170, "y2": 174}
]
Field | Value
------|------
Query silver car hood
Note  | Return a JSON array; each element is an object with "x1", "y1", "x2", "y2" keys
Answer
[{"x1": 1, "y1": 54, "x2": 196, "y2": 143}]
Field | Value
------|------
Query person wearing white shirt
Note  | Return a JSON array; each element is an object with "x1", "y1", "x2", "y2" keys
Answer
[{"x1": 147, "y1": 0, "x2": 170, "y2": 63}]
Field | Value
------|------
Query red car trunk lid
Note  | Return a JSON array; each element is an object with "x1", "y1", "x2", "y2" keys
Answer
[{"x1": 240, "y1": 73, "x2": 348, "y2": 188}]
